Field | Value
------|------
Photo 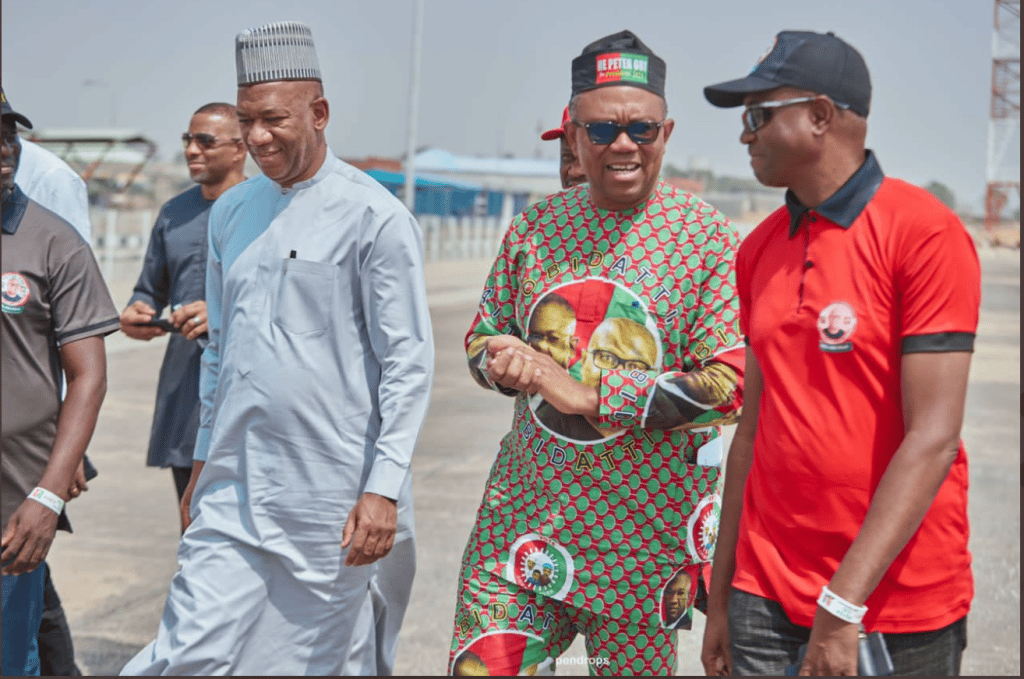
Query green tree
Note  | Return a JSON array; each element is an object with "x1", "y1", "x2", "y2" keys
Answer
[{"x1": 924, "y1": 181, "x2": 956, "y2": 211}]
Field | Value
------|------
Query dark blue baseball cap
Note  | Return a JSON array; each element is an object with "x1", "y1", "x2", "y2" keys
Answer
[{"x1": 703, "y1": 30, "x2": 871, "y2": 117}]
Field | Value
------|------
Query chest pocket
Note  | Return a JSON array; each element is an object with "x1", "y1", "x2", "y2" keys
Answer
[{"x1": 273, "y1": 258, "x2": 336, "y2": 335}]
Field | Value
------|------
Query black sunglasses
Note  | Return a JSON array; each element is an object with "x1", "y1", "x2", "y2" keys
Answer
[
  {"x1": 182, "y1": 132, "x2": 240, "y2": 150},
  {"x1": 574, "y1": 120, "x2": 664, "y2": 145}
]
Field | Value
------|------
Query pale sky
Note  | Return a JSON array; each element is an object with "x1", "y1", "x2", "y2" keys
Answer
[{"x1": 2, "y1": 0, "x2": 1011, "y2": 213}]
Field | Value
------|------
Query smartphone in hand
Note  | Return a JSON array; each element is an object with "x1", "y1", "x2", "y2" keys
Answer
[{"x1": 135, "y1": 318, "x2": 177, "y2": 332}]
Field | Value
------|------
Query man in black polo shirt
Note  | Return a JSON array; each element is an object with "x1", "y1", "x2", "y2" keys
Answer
[{"x1": 1, "y1": 88, "x2": 120, "y2": 677}]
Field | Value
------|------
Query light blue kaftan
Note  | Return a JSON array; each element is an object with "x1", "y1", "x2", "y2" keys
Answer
[{"x1": 122, "y1": 151, "x2": 433, "y2": 675}]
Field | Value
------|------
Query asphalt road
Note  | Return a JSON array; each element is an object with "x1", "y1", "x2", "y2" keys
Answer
[{"x1": 45, "y1": 247, "x2": 1019, "y2": 676}]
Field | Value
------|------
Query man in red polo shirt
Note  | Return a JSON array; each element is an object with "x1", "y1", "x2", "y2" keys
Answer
[{"x1": 699, "y1": 31, "x2": 979, "y2": 675}]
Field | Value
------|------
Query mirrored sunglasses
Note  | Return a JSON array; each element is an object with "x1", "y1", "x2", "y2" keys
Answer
[{"x1": 742, "y1": 96, "x2": 850, "y2": 133}]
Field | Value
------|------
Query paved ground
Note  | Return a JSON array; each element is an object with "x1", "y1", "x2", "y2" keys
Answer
[{"x1": 45, "y1": 246, "x2": 1019, "y2": 676}]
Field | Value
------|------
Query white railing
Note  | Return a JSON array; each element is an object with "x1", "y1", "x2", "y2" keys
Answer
[
  {"x1": 418, "y1": 215, "x2": 507, "y2": 262},
  {"x1": 88, "y1": 208, "x2": 508, "y2": 281}
]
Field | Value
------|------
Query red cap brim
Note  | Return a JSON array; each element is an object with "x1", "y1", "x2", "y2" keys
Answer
[{"x1": 540, "y1": 105, "x2": 572, "y2": 141}]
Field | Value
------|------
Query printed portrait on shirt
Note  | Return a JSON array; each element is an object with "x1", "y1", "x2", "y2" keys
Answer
[
  {"x1": 660, "y1": 565, "x2": 698, "y2": 630},
  {"x1": 527, "y1": 278, "x2": 661, "y2": 444},
  {"x1": 1, "y1": 272, "x2": 30, "y2": 313},
  {"x1": 452, "y1": 630, "x2": 553, "y2": 676}
]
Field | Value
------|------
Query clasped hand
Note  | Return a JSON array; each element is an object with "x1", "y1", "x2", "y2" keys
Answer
[{"x1": 484, "y1": 335, "x2": 597, "y2": 417}]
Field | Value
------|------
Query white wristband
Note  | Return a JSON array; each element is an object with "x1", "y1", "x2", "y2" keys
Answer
[
  {"x1": 28, "y1": 487, "x2": 65, "y2": 516},
  {"x1": 817, "y1": 585, "x2": 867, "y2": 624}
]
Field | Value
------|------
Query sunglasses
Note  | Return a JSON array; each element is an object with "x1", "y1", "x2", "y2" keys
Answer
[
  {"x1": 741, "y1": 95, "x2": 850, "y2": 132},
  {"x1": 575, "y1": 120, "x2": 664, "y2": 145},
  {"x1": 181, "y1": 132, "x2": 240, "y2": 150}
]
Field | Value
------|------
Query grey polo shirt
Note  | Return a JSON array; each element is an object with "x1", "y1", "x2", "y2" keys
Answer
[{"x1": 2, "y1": 185, "x2": 119, "y2": 533}]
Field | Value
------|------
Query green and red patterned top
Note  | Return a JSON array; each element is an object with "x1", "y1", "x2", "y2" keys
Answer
[{"x1": 462, "y1": 180, "x2": 744, "y2": 629}]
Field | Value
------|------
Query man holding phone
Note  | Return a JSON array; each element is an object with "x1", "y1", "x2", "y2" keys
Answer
[{"x1": 119, "y1": 102, "x2": 246, "y2": 525}]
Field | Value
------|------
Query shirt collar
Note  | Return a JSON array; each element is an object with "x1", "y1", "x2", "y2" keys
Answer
[
  {"x1": 1, "y1": 184, "x2": 29, "y2": 235},
  {"x1": 785, "y1": 150, "x2": 884, "y2": 237},
  {"x1": 274, "y1": 148, "x2": 339, "y2": 192},
  {"x1": 587, "y1": 180, "x2": 663, "y2": 218}
]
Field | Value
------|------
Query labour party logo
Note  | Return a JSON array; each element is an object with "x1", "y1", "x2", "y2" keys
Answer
[
  {"x1": 506, "y1": 533, "x2": 574, "y2": 600},
  {"x1": 2, "y1": 272, "x2": 30, "y2": 314},
  {"x1": 686, "y1": 495, "x2": 721, "y2": 562},
  {"x1": 817, "y1": 301, "x2": 857, "y2": 352}
]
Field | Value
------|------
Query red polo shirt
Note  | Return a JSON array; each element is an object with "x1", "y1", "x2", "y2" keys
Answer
[{"x1": 734, "y1": 151, "x2": 980, "y2": 633}]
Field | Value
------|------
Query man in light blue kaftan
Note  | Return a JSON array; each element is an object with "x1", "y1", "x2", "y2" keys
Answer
[{"x1": 120, "y1": 21, "x2": 433, "y2": 676}]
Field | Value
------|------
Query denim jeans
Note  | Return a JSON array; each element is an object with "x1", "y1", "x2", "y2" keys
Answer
[
  {"x1": 727, "y1": 588, "x2": 967, "y2": 676},
  {"x1": 2, "y1": 564, "x2": 46, "y2": 676}
]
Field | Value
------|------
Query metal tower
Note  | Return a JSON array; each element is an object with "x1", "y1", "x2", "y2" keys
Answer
[{"x1": 985, "y1": 0, "x2": 1020, "y2": 230}]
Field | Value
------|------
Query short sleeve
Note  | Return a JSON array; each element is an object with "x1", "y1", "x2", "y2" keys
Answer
[
  {"x1": 896, "y1": 207, "x2": 980, "y2": 353},
  {"x1": 49, "y1": 231, "x2": 120, "y2": 344}
]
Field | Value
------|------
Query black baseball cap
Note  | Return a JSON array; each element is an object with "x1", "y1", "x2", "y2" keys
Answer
[
  {"x1": 571, "y1": 29, "x2": 666, "y2": 98},
  {"x1": 1, "y1": 87, "x2": 33, "y2": 129},
  {"x1": 703, "y1": 30, "x2": 870, "y2": 117}
]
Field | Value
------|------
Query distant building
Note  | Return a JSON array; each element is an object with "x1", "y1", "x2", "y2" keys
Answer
[
  {"x1": 665, "y1": 176, "x2": 706, "y2": 194},
  {"x1": 345, "y1": 148, "x2": 562, "y2": 219}
]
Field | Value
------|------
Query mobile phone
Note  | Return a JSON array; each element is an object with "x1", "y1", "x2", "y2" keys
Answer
[
  {"x1": 83, "y1": 456, "x2": 99, "y2": 481},
  {"x1": 784, "y1": 631, "x2": 893, "y2": 676},
  {"x1": 135, "y1": 318, "x2": 177, "y2": 332}
]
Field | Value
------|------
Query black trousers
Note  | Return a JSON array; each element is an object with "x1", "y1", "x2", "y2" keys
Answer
[
  {"x1": 171, "y1": 465, "x2": 193, "y2": 503},
  {"x1": 38, "y1": 562, "x2": 81, "y2": 676}
]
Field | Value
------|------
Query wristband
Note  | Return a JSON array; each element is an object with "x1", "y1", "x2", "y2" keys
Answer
[
  {"x1": 817, "y1": 585, "x2": 867, "y2": 624},
  {"x1": 27, "y1": 487, "x2": 65, "y2": 516}
]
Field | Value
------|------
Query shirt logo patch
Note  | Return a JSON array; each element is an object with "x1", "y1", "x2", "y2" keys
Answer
[
  {"x1": 817, "y1": 301, "x2": 857, "y2": 352},
  {"x1": 506, "y1": 533, "x2": 574, "y2": 600},
  {"x1": 686, "y1": 494, "x2": 720, "y2": 562},
  {"x1": 595, "y1": 51, "x2": 650, "y2": 85},
  {"x1": 2, "y1": 272, "x2": 30, "y2": 314}
]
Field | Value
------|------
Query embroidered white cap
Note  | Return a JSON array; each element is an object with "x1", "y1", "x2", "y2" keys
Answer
[{"x1": 235, "y1": 21, "x2": 322, "y2": 86}]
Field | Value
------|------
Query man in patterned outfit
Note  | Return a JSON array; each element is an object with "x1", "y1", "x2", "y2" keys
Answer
[{"x1": 448, "y1": 30, "x2": 745, "y2": 675}]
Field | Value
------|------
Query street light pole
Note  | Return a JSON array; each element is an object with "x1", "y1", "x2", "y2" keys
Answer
[{"x1": 403, "y1": 0, "x2": 424, "y2": 214}]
